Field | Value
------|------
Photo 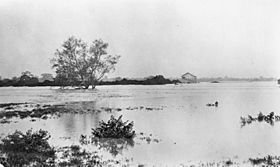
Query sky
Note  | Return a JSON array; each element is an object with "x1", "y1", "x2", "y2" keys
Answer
[{"x1": 0, "y1": 0, "x2": 280, "y2": 79}]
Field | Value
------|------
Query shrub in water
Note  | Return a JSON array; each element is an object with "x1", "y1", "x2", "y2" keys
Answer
[
  {"x1": 0, "y1": 129, "x2": 55, "y2": 166},
  {"x1": 92, "y1": 115, "x2": 135, "y2": 139}
]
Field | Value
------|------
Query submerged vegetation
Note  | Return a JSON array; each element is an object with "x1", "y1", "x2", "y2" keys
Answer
[
  {"x1": 0, "y1": 104, "x2": 65, "y2": 122},
  {"x1": 0, "y1": 103, "x2": 159, "y2": 124},
  {"x1": 0, "y1": 103, "x2": 27, "y2": 109},
  {"x1": 90, "y1": 115, "x2": 136, "y2": 156},
  {"x1": 92, "y1": 115, "x2": 135, "y2": 139},
  {"x1": 56, "y1": 145, "x2": 104, "y2": 166},
  {"x1": 240, "y1": 112, "x2": 280, "y2": 127},
  {"x1": 0, "y1": 129, "x2": 131, "y2": 166},
  {"x1": 249, "y1": 155, "x2": 280, "y2": 166},
  {"x1": 0, "y1": 128, "x2": 279, "y2": 166},
  {"x1": 0, "y1": 129, "x2": 55, "y2": 166}
]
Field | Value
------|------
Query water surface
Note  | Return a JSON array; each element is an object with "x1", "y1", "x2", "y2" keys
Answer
[{"x1": 0, "y1": 82, "x2": 279, "y2": 165}]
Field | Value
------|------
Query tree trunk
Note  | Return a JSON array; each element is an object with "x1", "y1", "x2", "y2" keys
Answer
[
  {"x1": 91, "y1": 80, "x2": 97, "y2": 89},
  {"x1": 84, "y1": 83, "x2": 90, "y2": 89}
]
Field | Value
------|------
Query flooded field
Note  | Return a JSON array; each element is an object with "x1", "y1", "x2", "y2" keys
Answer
[{"x1": 0, "y1": 81, "x2": 280, "y2": 166}]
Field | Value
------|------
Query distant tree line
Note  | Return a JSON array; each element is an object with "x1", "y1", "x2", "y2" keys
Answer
[
  {"x1": 1, "y1": 71, "x2": 275, "y2": 87},
  {"x1": 0, "y1": 71, "x2": 57, "y2": 87},
  {"x1": 0, "y1": 72, "x2": 179, "y2": 87},
  {"x1": 198, "y1": 76, "x2": 276, "y2": 82},
  {"x1": 100, "y1": 75, "x2": 180, "y2": 85}
]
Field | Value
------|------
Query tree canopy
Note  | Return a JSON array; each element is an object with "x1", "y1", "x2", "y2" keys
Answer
[
  {"x1": 51, "y1": 37, "x2": 121, "y2": 89},
  {"x1": 18, "y1": 71, "x2": 39, "y2": 86}
]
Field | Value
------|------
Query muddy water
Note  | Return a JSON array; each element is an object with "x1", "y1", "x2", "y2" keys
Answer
[{"x1": 0, "y1": 82, "x2": 280, "y2": 165}]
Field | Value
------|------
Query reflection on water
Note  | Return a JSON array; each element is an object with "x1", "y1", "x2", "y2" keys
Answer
[{"x1": 91, "y1": 138, "x2": 134, "y2": 157}]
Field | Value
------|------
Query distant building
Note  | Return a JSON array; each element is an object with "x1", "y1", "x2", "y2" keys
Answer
[{"x1": 180, "y1": 72, "x2": 197, "y2": 83}]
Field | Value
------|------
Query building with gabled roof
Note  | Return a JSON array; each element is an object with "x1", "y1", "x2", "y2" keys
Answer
[{"x1": 180, "y1": 72, "x2": 197, "y2": 83}]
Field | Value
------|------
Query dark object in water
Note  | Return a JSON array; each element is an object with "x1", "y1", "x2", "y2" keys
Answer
[
  {"x1": 249, "y1": 155, "x2": 279, "y2": 166},
  {"x1": 92, "y1": 115, "x2": 135, "y2": 139},
  {"x1": 225, "y1": 160, "x2": 233, "y2": 165},
  {"x1": 257, "y1": 112, "x2": 264, "y2": 121},
  {"x1": 206, "y1": 101, "x2": 218, "y2": 107},
  {"x1": 241, "y1": 111, "x2": 279, "y2": 127},
  {"x1": 206, "y1": 104, "x2": 214, "y2": 107},
  {"x1": 211, "y1": 81, "x2": 220, "y2": 83}
]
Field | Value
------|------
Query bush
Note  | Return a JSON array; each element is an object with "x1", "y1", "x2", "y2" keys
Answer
[
  {"x1": 249, "y1": 155, "x2": 280, "y2": 166},
  {"x1": 0, "y1": 129, "x2": 55, "y2": 166},
  {"x1": 92, "y1": 115, "x2": 135, "y2": 139}
]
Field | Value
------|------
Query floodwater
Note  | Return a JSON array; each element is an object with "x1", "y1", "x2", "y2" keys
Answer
[{"x1": 0, "y1": 82, "x2": 280, "y2": 165}]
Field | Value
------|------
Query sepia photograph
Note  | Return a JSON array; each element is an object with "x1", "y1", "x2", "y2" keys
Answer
[{"x1": 0, "y1": 0, "x2": 280, "y2": 166}]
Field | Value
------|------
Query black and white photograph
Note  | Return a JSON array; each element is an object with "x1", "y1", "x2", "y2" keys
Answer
[{"x1": 0, "y1": 0, "x2": 280, "y2": 166}]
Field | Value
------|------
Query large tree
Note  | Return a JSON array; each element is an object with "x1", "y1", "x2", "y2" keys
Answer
[{"x1": 51, "y1": 37, "x2": 121, "y2": 89}]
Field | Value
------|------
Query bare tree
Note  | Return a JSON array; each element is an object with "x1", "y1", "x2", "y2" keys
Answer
[{"x1": 51, "y1": 36, "x2": 120, "y2": 89}]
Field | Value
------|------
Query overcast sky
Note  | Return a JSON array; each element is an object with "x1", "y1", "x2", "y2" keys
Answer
[{"x1": 0, "y1": 0, "x2": 280, "y2": 78}]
